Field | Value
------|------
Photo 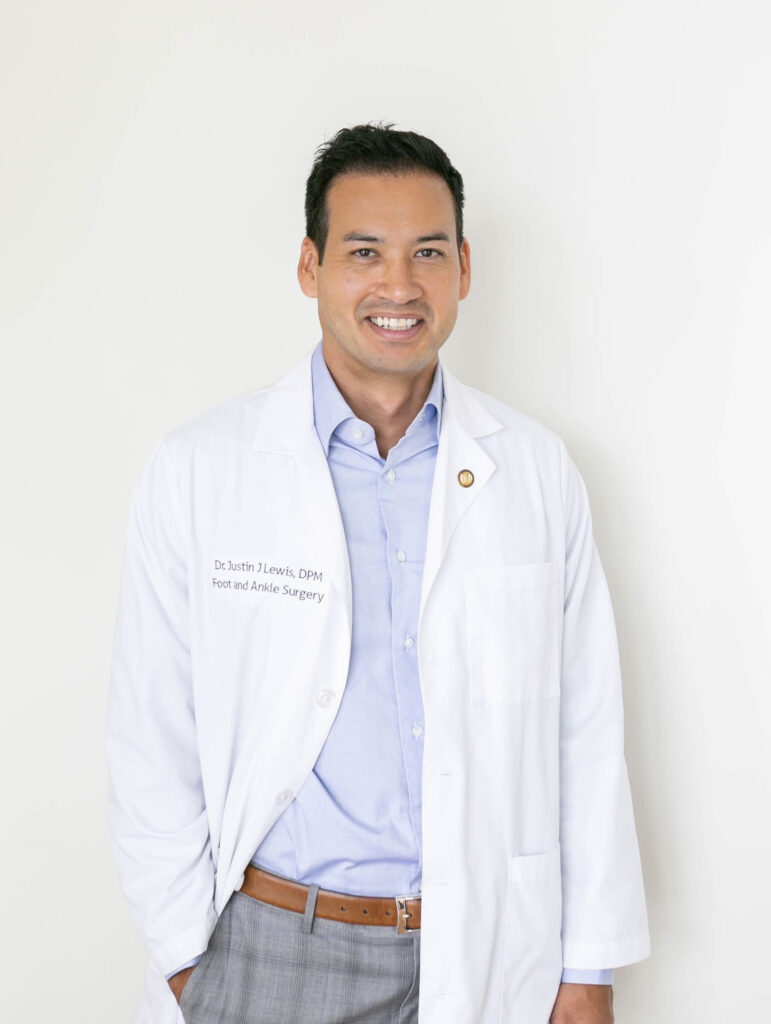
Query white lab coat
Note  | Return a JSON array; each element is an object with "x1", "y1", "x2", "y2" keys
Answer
[{"x1": 106, "y1": 352, "x2": 650, "y2": 1024}]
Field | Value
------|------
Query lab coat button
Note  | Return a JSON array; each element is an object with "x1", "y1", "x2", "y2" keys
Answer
[
  {"x1": 457, "y1": 469, "x2": 474, "y2": 488},
  {"x1": 275, "y1": 789, "x2": 293, "y2": 805},
  {"x1": 316, "y1": 689, "x2": 335, "y2": 707}
]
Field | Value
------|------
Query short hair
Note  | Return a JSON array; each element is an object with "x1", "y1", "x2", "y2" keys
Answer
[{"x1": 305, "y1": 122, "x2": 465, "y2": 263}]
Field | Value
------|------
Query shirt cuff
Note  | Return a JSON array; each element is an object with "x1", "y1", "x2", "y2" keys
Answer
[
  {"x1": 164, "y1": 955, "x2": 203, "y2": 982},
  {"x1": 561, "y1": 968, "x2": 614, "y2": 985}
]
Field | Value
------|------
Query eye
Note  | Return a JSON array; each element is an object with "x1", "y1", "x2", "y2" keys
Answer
[
  {"x1": 416, "y1": 248, "x2": 443, "y2": 258},
  {"x1": 352, "y1": 248, "x2": 377, "y2": 258}
]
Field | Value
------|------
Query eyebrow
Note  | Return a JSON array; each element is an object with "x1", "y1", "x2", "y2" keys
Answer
[{"x1": 341, "y1": 232, "x2": 451, "y2": 244}]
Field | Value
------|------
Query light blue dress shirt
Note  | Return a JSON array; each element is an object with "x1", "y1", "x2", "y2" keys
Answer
[
  {"x1": 252, "y1": 342, "x2": 439, "y2": 896},
  {"x1": 169, "y1": 343, "x2": 612, "y2": 985}
]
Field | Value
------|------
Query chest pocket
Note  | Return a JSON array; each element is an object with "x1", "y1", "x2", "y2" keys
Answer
[{"x1": 464, "y1": 561, "x2": 560, "y2": 706}]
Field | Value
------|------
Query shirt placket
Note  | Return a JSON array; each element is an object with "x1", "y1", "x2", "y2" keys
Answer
[{"x1": 378, "y1": 435, "x2": 435, "y2": 882}]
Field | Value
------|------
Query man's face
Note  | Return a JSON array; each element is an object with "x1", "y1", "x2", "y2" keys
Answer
[{"x1": 298, "y1": 172, "x2": 470, "y2": 381}]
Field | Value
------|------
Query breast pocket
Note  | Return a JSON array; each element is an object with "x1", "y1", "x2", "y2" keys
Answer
[{"x1": 464, "y1": 562, "x2": 559, "y2": 706}]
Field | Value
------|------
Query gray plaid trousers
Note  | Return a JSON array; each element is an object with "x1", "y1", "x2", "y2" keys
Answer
[{"x1": 180, "y1": 888, "x2": 421, "y2": 1024}]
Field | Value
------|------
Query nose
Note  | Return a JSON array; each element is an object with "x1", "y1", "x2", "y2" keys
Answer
[{"x1": 376, "y1": 256, "x2": 423, "y2": 305}]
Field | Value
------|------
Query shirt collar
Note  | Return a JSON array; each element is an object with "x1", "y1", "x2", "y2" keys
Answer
[{"x1": 310, "y1": 341, "x2": 444, "y2": 456}]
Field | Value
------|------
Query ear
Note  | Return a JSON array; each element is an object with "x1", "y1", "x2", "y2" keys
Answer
[
  {"x1": 298, "y1": 237, "x2": 320, "y2": 298},
  {"x1": 458, "y1": 238, "x2": 471, "y2": 301}
]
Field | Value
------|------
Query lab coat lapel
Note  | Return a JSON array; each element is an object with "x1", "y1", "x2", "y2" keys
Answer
[
  {"x1": 251, "y1": 354, "x2": 352, "y2": 637},
  {"x1": 219, "y1": 355, "x2": 353, "y2": 902},
  {"x1": 420, "y1": 366, "x2": 503, "y2": 617}
]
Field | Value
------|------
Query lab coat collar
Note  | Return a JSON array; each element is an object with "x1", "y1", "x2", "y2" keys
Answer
[
  {"x1": 251, "y1": 349, "x2": 502, "y2": 455},
  {"x1": 251, "y1": 354, "x2": 317, "y2": 455}
]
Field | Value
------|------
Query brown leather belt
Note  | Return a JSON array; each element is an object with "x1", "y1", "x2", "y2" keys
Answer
[{"x1": 239, "y1": 865, "x2": 421, "y2": 933}]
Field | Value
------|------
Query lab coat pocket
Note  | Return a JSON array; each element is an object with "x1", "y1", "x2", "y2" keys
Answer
[
  {"x1": 464, "y1": 561, "x2": 559, "y2": 705},
  {"x1": 500, "y1": 844, "x2": 563, "y2": 1022}
]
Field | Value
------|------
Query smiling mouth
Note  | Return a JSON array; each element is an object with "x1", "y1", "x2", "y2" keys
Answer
[{"x1": 367, "y1": 316, "x2": 423, "y2": 332}]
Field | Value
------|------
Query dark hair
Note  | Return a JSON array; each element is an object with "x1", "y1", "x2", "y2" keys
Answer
[{"x1": 305, "y1": 122, "x2": 465, "y2": 263}]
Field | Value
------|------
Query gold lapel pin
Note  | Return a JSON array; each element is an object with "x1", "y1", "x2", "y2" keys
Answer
[{"x1": 457, "y1": 469, "x2": 475, "y2": 488}]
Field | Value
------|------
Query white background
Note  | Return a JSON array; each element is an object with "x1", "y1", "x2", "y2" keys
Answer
[{"x1": 1, "y1": 1, "x2": 769, "y2": 1021}]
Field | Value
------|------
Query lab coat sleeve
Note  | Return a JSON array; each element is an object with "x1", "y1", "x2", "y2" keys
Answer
[
  {"x1": 106, "y1": 438, "x2": 217, "y2": 978},
  {"x1": 558, "y1": 442, "x2": 651, "y2": 969}
]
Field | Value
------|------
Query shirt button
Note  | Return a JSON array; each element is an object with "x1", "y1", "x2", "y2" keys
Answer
[
  {"x1": 386, "y1": 469, "x2": 396, "y2": 482},
  {"x1": 275, "y1": 789, "x2": 293, "y2": 805},
  {"x1": 412, "y1": 723, "x2": 423, "y2": 739},
  {"x1": 404, "y1": 635, "x2": 414, "y2": 650},
  {"x1": 353, "y1": 428, "x2": 364, "y2": 440},
  {"x1": 396, "y1": 549, "x2": 406, "y2": 563},
  {"x1": 316, "y1": 689, "x2": 335, "y2": 707}
]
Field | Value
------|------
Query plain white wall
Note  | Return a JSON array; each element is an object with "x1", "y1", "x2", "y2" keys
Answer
[{"x1": 1, "y1": 1, "x2": 769, "y2": 1020}]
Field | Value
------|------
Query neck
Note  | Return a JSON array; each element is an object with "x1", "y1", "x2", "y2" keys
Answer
[{"x1": 321, "y1": 342, "x2": 437, "y2": 459}]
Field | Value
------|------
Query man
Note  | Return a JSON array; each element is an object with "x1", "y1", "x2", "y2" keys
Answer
[{"x1": 107, "y1": 123, "x2": 650, "y2": 1024}]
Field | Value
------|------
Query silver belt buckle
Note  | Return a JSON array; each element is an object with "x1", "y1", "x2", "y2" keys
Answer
[{"x1": 395, "y1": 896, "x2": 415, "y2": 934}]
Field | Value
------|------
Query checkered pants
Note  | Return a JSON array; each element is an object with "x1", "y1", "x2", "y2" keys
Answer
[{"x1": 180, "y1": 887, "x2": 421, "y2": 1024}]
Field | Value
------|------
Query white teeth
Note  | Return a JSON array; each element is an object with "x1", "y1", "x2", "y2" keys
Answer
[{"x1": 370, "y1": 317, "x2": 419, "y2": 330}]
